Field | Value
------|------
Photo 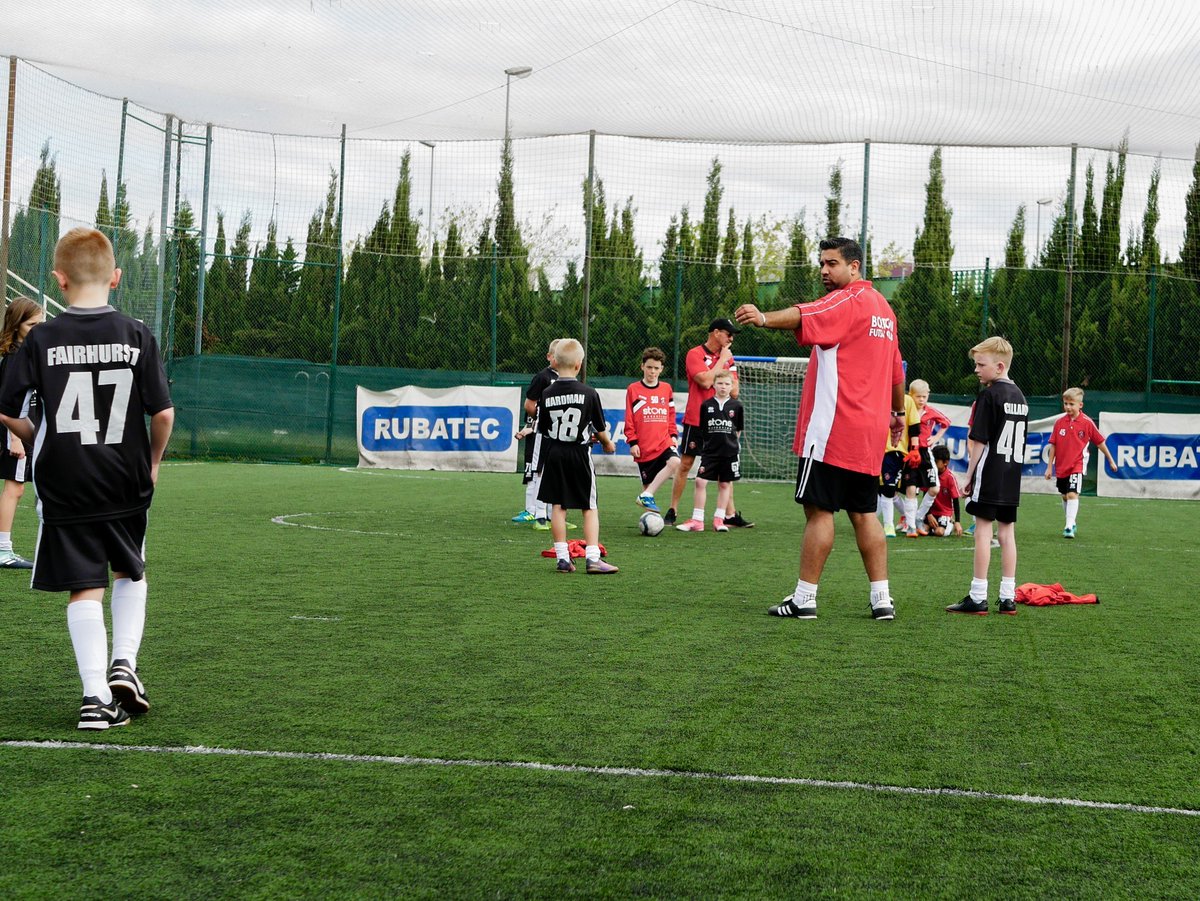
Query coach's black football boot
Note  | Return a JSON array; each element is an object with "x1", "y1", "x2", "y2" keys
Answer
[
  {"x1": 725, "y1": 512, "x2": 755, "y2": 528},
  {"x1": 945, "y1": 596, "x2": 989, "y2": 615},
  {"x1": 77, "y1": 696, "x2": 131, "y2": 731},
  {"x1": 663, "y1": 507, "x2": 677, "y2": 525},
  {"x1": 997, "y1": 598, "x2": 1017, "y2": 615},
  {"x1": 108, "y1": 659, "x2": 150, "y2": 715},
  {"x1": 768, "y1": 596, "x2": 817, "y2": 619}
]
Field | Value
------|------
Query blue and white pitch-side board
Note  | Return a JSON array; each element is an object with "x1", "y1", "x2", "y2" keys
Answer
[{"x1": 356, "y1": 386, "x2": 1200, "y2": 500}]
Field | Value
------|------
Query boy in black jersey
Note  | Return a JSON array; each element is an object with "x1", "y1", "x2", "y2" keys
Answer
[
  {"x1": 677, "y1": 371, "x2": 743, "y2": 532},
  {"x1": 536, "y1": 338, "x2": 619, "y2": 574},
  {"x1": 0, "y1": 228, "x2": 174, "y2": 729},
  {"x1": 947, "y1": 337, "x2": 1027, "y2": 616},
  {"x1": 512, "y1": 337, "x2": 561, "y2": 528}
]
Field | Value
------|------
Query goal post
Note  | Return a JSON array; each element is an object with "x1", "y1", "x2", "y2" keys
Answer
[{"x1": 735, "y1": 356, "x2": 808, "y2": 481}]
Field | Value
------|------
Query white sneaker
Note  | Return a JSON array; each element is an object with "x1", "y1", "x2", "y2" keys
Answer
[{"x1": 870, "y1": 596, "x2": 896, "y2": 621}]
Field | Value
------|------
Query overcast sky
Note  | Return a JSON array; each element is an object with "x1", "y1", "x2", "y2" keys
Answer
[{"x1": 4, "y1": 1, "x2": 1198, "y2": 275}]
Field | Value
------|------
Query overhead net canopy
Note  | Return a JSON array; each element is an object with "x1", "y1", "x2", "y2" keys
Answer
[{"x1": 7, "y1": 0, "x2": 1200, "y2": 154}]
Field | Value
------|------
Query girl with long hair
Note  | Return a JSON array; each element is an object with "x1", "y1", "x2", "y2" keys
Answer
[{"x1": 0, "y1": 296, "x2": 44, "y2": 569}]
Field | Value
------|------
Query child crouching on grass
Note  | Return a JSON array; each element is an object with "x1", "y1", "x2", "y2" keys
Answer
[{"x1": 536, "y1": 339, "x2": 619, "y2": 574}]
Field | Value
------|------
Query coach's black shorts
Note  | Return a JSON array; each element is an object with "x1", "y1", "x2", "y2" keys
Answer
[
  {"x1": 0, "y1": 451, "x2": 30, "y2": 484},
  {"x1": 796, "y1": 457, "x2": 878, "y2": 514},
  {"x1": 537, "y1": 444, "x2": 598, "y2": 510},
  {"x1": 697, "y1": 453, "x2": 740, "y2": 483},
  {"x1": 637, "y1": 447, "x2": 678, "y2": 487},
  {"x1": 32, "y1": 512, "x2": 148, "y2": 593},
  {"x1": 1056, "y1": 474, "x2": 1083, "y2": 496},
  {"x1": 679, "y1": 424, "x2": 705, "y2": 457},
  {"x1": 965, "y1": 500, "x2": 1018, "y2": 524}
]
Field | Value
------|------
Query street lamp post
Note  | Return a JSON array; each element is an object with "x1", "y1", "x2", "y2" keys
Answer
[
  {"x1": 1035, "y1": 197, "x2": 1053, "y2": 265},
  {"x1": 503, "y1": 65, "x2": 533, "y2": 140},
  {"x1": 419, "y1": 140, "x2": 434, "y2": 255}
]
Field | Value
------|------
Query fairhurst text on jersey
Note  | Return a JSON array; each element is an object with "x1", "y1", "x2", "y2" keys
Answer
[{"x1": 45, "y1": 343, "x2": 143, "y2": 366}]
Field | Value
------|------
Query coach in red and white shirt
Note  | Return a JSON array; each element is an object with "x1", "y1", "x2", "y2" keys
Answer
[{"x1": 735, "y1": 237, "x2": 905, "y2": 622}]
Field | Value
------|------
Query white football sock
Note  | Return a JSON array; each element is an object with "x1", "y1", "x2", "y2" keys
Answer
[
  {"x1": 714, "y1": 507, "x2": 726, "y2": 520},
  {"x1": 0, "y1": 531, "x2": 11, "y2": 552},
  {"x1": 691, "y1": 507, "x2": 704, "y2": 522},
  {"x1": 585, "y1": 544, "x2": 601, "y2": 563},
  {"x1": 110, "y1": 577, "x2": 148, "y2": 669},
  {"x1": 1065, "y1": 498, "x2": 1079, "y2": 528},
  {"x1": 904, "y1": 497, "x2": 919, "y2": 531},
  {"x1": 881, "y1": 497, "x2": 895, "y2": 528},
  {"x1": 524, "y1": 478, "x2": 539, "y2": 515},
  {"x1": 793, "y1": 579, "x2": 818, "y2": 606},
  {"x1": 1000, "y1": 577, "x2": 1016, "y2": 601},
  {"x1": 67, "y1": 600, "x2": 111, "y2": 702},
  {"x1": 554, "y1": 541, "x2": 569, "y2": 562},
  {"x1": 969, "y1": 578, "x2": 988, "y2": 603},
  {"x1": 916, "y1": 493, "x2": 935, "y2": 524},
  {"x1": 869, "y1": 579, "x2": 891, "y2": 605}
]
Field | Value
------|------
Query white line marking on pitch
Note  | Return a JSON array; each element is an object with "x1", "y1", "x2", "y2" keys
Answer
[
  {"x1": 290, "y1": 615, "x2": 343, "y2": 622},
  {"x1": 271, "y1": 513, "x2": 398, "y2": 537},
  {"x1": 3, "y1": 740, "x2": 1196, "y2": 819},
  {"x1": 336, "y1": 467, "x2": 458, "y2": 480}
]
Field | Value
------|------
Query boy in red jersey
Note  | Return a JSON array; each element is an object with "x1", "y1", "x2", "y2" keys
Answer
[
  {"x1": 924, "y1": 445, "x2": 963, "y2": 537},
  {"x1": 1043, "y1": 387, "x2": 1119, "y2": 538},
  {"x1": 624, "y1": 347, "x2": 679, "y2": 513},
  {"x1": 900, "y1": 378, "x2": 951, "y2": 536}
]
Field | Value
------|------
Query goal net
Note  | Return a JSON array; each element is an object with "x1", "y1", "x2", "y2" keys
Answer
[{"x1": 736, "y1": 357, "x2": 808, "y2": 481}]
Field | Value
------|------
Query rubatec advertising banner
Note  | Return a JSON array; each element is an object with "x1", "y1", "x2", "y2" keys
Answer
[
  {"x1": 357, "y1": 385, "x2": 521, "y2": 472},
  {"x1": 1098, "y1": 412, "x2": 1200, "y2": 500}
]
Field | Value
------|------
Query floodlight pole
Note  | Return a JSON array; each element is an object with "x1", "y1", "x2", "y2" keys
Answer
[
  {"x1": 1035, "y1": 197, "x2": 1052, "y2": 265},
  {"x1": 324, "y1": 124, "x2": 347, "y2": 462},
  {"x1": 503, "y1": 66, "x2": 532, "y2": 140},
  {"x1": 581, "y1": 130, "x2": 595, "y2": 379},
  {"x1": 419, "y1": 140, "x2": 435, "y2": 255}
]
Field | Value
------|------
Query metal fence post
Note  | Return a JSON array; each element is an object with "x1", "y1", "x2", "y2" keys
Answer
[
  {"x1": 37, "y1": 207, "x2": 47, "y2": 302},
  {"x1": 859, "y1": 139, "x2": 871, "y2": 252},
  {"x1": 672, "y1": 244, "x2": 683, "y2": 381},
  {"x1": 112, "y1": 98, "x2": 128, "y2": 308},
  {"x1": 980, "y1": 257, "x2": 991, "y2": 340},
  {"x1": 489, "y1": 240, "x2": 498, "y2": 384},
  {"x1": 581, "y1": 130, "x2": 595, "y2": 376},
  {"x1": 1144, "y1": 265, "x2": 1157, "y2": 402},
  {"x1": 0, "y1": 57, "x2": 15, "y2": 301},
  {"x1": 195, "y1": 124, "x2": 213, "y2": 356},
  {"x1": 323, "y1": 124, "x2": 347, "y2": 462},
  {"x1": 155, "y1": 114, "x2": 174, "y2": 343},
  {"x1": 1061, "y1": 143, "x2": 1077, "y2": 392}
]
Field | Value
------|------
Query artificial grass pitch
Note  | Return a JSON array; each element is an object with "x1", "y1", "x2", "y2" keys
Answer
[{"x1": 2, "y1": 462, "x2": 1198, "y2": 897}]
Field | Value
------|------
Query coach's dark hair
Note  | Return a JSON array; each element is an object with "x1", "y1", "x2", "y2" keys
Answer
[
  {"x1": 818, "y1": 236, "x2": 863, "y2": 267},
  {"x1": 932, "y1": 445, "x2": 951, "y2": 463}
]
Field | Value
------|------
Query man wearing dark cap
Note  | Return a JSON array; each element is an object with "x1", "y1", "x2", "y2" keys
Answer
[{"x1": 666, "y1": 317, "x2": 753, "y2": 529}]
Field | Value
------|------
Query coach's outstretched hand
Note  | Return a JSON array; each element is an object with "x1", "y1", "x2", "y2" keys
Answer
[{"x1": 735, "y1": 304, "x2": 764, "y2": 327}]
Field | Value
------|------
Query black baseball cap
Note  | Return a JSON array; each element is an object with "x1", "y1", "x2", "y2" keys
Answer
[{"x1": 708, "y1": 317, "x2": 739, "y2": 334}]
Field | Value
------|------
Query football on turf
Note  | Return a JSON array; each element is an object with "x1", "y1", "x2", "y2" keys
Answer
[{"x1": 639, "y1": 511, "x2": 665, "y2": 536}]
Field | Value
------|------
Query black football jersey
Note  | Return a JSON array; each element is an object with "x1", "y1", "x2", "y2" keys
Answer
[
  {"x1": 525, "y1": 366, "x2": 559, "y2": 404},
  {"x1": 699, "y1": 396, "x2": 743, "y2": 457},
  {"x1": 0, "y1": 306, "x2": 173, "y2": 524},
  {"x1": 0, "y1": 351, "x2": 39, "y2": 451},
  {"x1": 536, "y1": 377, "x2": 606, "y2": 447},
  {"x1": 968, "y1": 378, "x2": 1028, "y2": 507}
]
